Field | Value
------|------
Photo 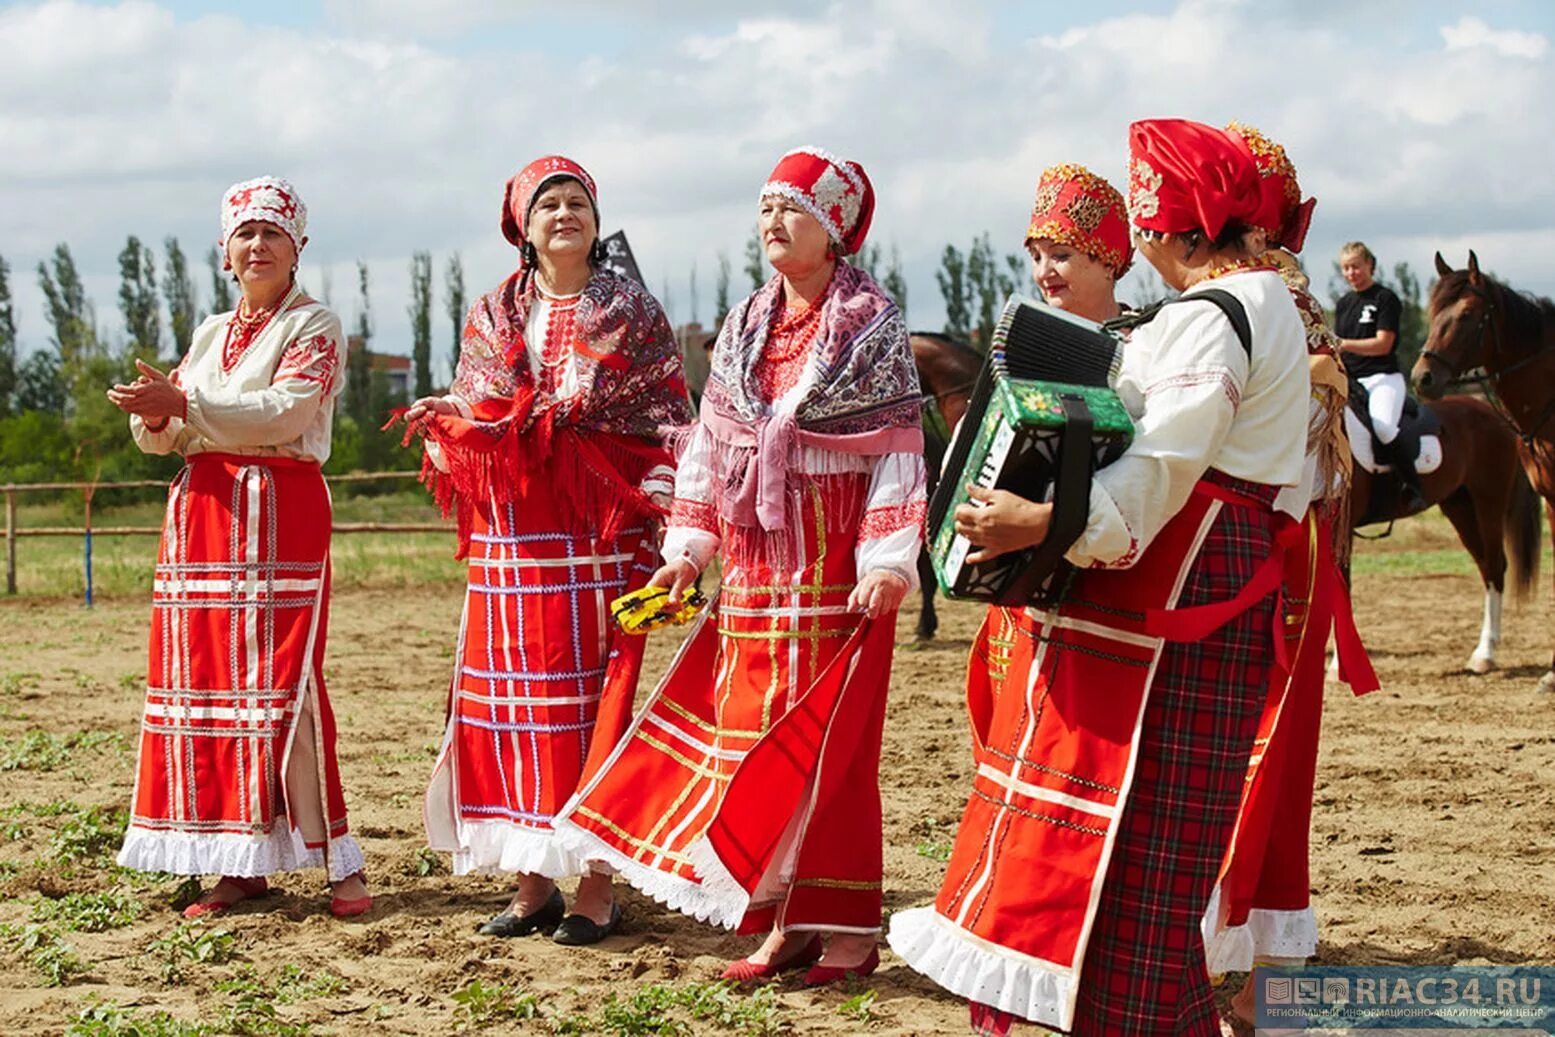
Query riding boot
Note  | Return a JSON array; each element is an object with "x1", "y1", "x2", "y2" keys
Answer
[{"x1": 1379, "y1": 436, "x2": 1428, "y2": 512}]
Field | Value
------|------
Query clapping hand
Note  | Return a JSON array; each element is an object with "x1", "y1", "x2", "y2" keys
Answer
[{"x1": 107, "y1": 359, "x2": 185, "y2": 420}]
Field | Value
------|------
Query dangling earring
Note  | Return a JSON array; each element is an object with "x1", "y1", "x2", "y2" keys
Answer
[
  {"x1": 589, "y1": 239, "x2": 607, "y2": 266},
  {"x1": 522, "y1": 242, "x2": 538, "y2": 268}
]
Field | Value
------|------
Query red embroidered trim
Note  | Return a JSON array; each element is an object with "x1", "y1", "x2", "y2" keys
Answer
[
  {"x1": 858, "y1": 499, "x2": 927, "y2": 540},
  {"x1": 273, "y1": 333, "x2": 341, "y2": 391},
  {"x1": 669, "y1": 497, "x2": 719, "y2": 533},
  {"x1": 1144, "y1": 371, "x2": 1241, "y2": 408}
]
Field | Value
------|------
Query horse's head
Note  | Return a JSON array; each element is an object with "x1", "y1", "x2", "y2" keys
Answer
[{"x1": 1413, "y1": 250, "x2": 1492, "y2": 399}]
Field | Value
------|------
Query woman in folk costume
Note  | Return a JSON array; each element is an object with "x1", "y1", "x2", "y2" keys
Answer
[
  {"x1": 552, "y1": 147, "x2": 927, "y2": 984},
  {"x1": 971, "y1": 164, "x2": 1135, "y2": 706},
  {"x1": 1207, "y1": 123, "x2": 1378, "y2": 1028},
  {"x1": 108, "y1": 177, "x2": 370, "y2": 918},
  {"x1": 888, "y1": 119, "x2": 1311, "y2": 1036},
  {"x1": 407, "y1": 156, "x2": 690, "y2": 946}
]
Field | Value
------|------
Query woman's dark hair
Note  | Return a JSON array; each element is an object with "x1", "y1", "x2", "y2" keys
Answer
[{"x1": 1168, "y1": 219, "x2": 1256, "y2": 258}]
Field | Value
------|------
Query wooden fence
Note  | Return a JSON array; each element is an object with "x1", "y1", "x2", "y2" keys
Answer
[{"x1": 2, "y1": 470, "x2": 446, "y2": 601}]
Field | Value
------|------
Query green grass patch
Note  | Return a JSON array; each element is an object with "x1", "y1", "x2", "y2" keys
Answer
[
  {"x1": 2, "y1": 800, "x2": 129, "y2": 867},
  {"x1": 31, "y1": 890, "x2": 143, "y2": 931},
  {"x1": 216, "y1": 963, "x2": 348, "y2": 1004},
  {"x1": 837, "y1": 987, "x2": 879, "y2": 1023},
  {"x1": 0, "y1": 922, "x2": 90, "y2": 986},
  {"x1": 451, "y1": 978, "x2": 541, "y2": 1030},
  {"x1": 597, "y1": 981, "x2": 786, "y2": 1036},
  {"x1": 68, "y1": 996, "x2": 314, "y2": 1037},
  {"x1": 913, "y1": 840, "x2": 952, "y2": 863},
  {"x1": 146, "y1": 921, "x2": 239, "y2": 983},
  {"x1": 0, "y1": 730, "x2": 126, "y2": 772}
]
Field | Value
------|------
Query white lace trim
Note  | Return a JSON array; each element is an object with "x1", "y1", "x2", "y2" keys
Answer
[
  {"x1": 447, "y1": 819, "x2": 586, "y2": 879},
  {"x1": 550, "y1": 817, "x2": 739, "y2": 930},
  {"x1": 887, "y1": 907, "x2": 1072, "y2": 1031},
  {"x1": 1203, "y1": 883, "x2": 1317, "y2": 974},
  {"x1": 117, "y1": 826, "x2": 365, "y2": 883},
  {"x1": 685, "y1": 836, "x2": 755, "y2": 930}
]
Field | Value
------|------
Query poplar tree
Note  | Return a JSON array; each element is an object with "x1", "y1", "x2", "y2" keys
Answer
[
  {"x1": 119, "y1": 236, "x2": 162, "y2": 358},
  {"x1": 206, "y1": 246, "x2": 234, "y2": 315},
  {"x1": 0, "y1": 256, "x2": 15, "y2": 414},
  {"x1": 162, "y1": 237, "x2": 197, "y2": 358},
  {"x1": 445, "y1": 252, "x2": 466, "y2": 378},
  {"x1": 408, "y1": 251, "x2": 433, "y2": 397}
]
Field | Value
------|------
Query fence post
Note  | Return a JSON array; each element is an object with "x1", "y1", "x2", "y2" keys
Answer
[
  {"x1": 4, "y1": 489, "x2": 15, "y2": 595},
  {"x1": 83, "y1": 485, "x2": 94, "y2": 609}
]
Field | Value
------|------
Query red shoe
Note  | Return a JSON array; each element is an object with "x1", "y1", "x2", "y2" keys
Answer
[
  {"x1": 720, "y1": 935, "x2": 823, "y2": 982},
  {"x1": 182, "y1": 875, "x2": 268, "y2": 919},
  {"x1": 970, "y1": 1000, "x2": 1017, "y2": 1036},
  {"x1": 802, "y1": 946, "x2": 880, "y2": 987},
  {"x1": 329, "y1": 872, "x2": 372, "y2": 919}
]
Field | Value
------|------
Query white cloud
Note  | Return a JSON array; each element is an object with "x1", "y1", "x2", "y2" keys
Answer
[
  {"x1": 1440, "y1": 15, "x2": 1547, "y2": 59},
  {"x1": 1, "y1": 0, "x2": 1552, "y2": 375}
]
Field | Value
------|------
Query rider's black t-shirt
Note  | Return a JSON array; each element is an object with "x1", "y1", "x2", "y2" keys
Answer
[{"x1": 1336, "y1": 283, "x2": 1403, "y2": 378}]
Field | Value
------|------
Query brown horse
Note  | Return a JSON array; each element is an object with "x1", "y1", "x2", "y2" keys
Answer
[
  {"x1": 1348, "y1": 394, "x2": 1540, "y2": 673},
  {"x1": 1413, "y1": 251, "x2": 1555, "y2": 691},
  {"x1": 911, "y1": 331, "x2": 983, "y2": 640}
]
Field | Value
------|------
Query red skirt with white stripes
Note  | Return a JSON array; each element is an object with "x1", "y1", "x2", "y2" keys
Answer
[{"x1": 118, "y1": 453, "x2": 361, "y2": 882}]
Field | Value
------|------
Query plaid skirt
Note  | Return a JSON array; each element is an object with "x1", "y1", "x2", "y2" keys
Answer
[
  {"x1": 890, "y1": 472, "x2": 1288, "y2": 1035},
  {"x1": 118, "y1": 453, "x2": 362, "y2": 882}
]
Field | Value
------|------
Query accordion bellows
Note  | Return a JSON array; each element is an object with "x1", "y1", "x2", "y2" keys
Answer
[{"x1": 928, "y1": 297, "x2": 1133, "y2": 604}]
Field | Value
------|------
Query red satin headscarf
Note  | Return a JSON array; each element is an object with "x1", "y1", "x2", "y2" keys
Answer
[
  {"x1": 1126, "y1": 119, "x2": 1262, "y2": 239},
  {"x1": 500, "y1": 155, "x2": 599, "y2": 248}
]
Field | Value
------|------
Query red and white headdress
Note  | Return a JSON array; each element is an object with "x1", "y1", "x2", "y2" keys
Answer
[
  {"x1": 1224, "y1": 122, "x2": 1316, "y2": 254},
  {"x1": 1025, "y1": 163, "x2": 1133, "y2": 278},
  {"x1": 1126, "y1": 119, "x2": 1261, "y2": 239},
  {"x1": 501, "y1": 155, "x2": 599, "y2": 248},
  {"x1": 220, "y1": 176, "x2": 307, "y2": 250},
  {"x1": 760, "y1": 147, "x2": 875, "y2": 256}
]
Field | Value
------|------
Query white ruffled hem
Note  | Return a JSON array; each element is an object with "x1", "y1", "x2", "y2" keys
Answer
[
  {"x1": 887, "y1": 907, "x2": 1072, "y2": 1031},
  {"x1": 1245, "y1": 907, "x2": 1317, "y2": 962},
  {"x1": 447, "y1": 819, "x2": 587, "y2": 879},
  {"x1": 1203, "y1": 884, "x2": 1317, "y2": 974},
  {"x1": 550, "y1": 818, "x2": 740, "y2": 930},
  {"x1": 685, "y1": 836, "x2": 755, "y2": 930},
  {"x1": 117, "y1": 826, "x2": 365, "y2": 883}
]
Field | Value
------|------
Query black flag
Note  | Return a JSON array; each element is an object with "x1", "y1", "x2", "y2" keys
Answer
[{"x1": 599, "y1": 230, "x2": 644, "y2": 285}]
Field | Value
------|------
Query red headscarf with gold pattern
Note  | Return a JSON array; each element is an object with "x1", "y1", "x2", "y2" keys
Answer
[
  {"x1": 1224, "y1": 122, "x2": 1316, "y2": 253},
  {"x1": 1025, "y1": 163, "x2": 1133, "y2": 278}
]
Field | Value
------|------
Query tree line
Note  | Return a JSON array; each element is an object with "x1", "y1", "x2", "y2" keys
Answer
[{"x1": 0, "y1": 231, "x2": 1434, "y2": 486}]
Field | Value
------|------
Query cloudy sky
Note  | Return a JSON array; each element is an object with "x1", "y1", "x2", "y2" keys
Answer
[{"x1": 3, "y1": 0, "x2": 1552, "y2": 376}]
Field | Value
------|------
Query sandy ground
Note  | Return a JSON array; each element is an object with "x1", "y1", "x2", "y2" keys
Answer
[{"x1": 1, "y1": 557, "x2": 1553, "y2": 1035}]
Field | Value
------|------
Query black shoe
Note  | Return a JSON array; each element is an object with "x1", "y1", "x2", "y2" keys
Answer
[
  {"x1": 552, "y1": 901, "x2": 622, "y2": 946},
  {"x1": 476, "y1": 887, "x2": 565, "y2": 937}
]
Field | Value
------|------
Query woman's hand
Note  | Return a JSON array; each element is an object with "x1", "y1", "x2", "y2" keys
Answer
[
  {"x1": 107, "y1": 359, "x2": 186, "y2": 419},
  {"x1": 648, "y1": 558, "x2": 699, "y2": 608},
  {"x1": 953, "y1": 485, "x2": 1054, "y2": 565},
  {"x1": 405, "y1": 395, "x2": 457, "y2": 423},
  {"x1": 849, "y1": 569, "x2": 909, "y2": 619}
]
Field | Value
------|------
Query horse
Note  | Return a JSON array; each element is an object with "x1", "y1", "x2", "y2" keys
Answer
[
  {"x1": 1347, "y1": 393, "x2": 1541, "y2": 674},
  {"x1": 1413, "y1": 250, "x2": 1555, "y2": 691},
  {"x1": 911, "y1": 331, "x2": 983, "y2": 640}
]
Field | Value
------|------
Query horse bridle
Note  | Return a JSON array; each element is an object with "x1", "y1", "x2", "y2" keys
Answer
[{"x1": 1419, "y1": 281, "x2": 1555, "y2": 445}]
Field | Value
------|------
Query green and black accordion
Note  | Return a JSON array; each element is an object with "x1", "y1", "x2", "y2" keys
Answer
[{"x1": 927, "y1": 296, "x2": 1134, "y2": 605}]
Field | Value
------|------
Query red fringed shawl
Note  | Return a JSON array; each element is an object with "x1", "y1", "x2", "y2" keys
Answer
[{"x1": 416, "y1": 268, "x2": 691, "y2": 554}]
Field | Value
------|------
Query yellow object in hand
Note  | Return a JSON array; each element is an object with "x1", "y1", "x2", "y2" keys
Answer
[{"x1": 610, "y1": 585, "x2": 707, "y2": 634}]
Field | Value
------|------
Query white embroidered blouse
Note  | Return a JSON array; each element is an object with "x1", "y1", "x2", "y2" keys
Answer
[
  {"x1": 130, "y1": 300, "x2": 346, "y2": 464},
  {"x1": 1068, "y1": 268, "x2": 1309, "y2": 568}
]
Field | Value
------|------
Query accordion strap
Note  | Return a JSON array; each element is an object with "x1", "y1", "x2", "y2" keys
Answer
[
  {"x1": 1104, "y1": 288, "x2": 1253, "y2": 360},
  {"x1": 994, "y1": 392, "x2": 1096, "y2": 606}
]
